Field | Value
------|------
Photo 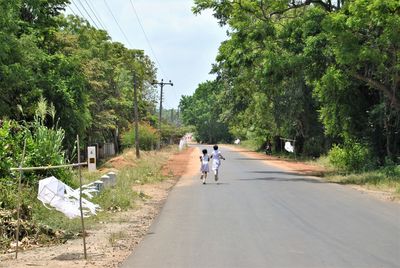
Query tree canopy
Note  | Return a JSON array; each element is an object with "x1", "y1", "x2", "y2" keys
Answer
[
  {"x1": 185, "y1": 0, "x2": 399, "y2": 164},
  {"x1": 0, "y1": 0, "x2": 159, "y2": 151}
]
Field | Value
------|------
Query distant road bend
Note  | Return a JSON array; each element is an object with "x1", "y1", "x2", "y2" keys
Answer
[{"x1": 122, "y1": 145, "x2": 400, "y2": 268}]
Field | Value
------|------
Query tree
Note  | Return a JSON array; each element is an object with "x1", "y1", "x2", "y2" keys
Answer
[
  {"x1": 180, "y1": 81, "x2": 232, "y2": 143},
  {"x1": 191, "y1": 0, "x2": 399, "y2": 161}
]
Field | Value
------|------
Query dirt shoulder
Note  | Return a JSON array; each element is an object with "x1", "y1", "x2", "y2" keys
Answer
[{"x1": 0, "y1": 147, "x2": 200, "y2": 268}]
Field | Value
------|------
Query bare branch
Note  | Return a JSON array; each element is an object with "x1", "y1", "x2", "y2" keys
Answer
[
  {"x1": 352, "y1": 73, "x2": 400, "y2": 111},
  {"x1": 235, "y1": 0, "x2": 268, "y2": 22},
  {"x1": 269, "y1": 0, "x2": 335, "y2": 18}
]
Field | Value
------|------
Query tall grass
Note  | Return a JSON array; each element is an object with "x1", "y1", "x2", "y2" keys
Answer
[
  {"x1": 323, "y1": 162, "x2": 400, "y2": 198},
  {"x1": 32, "y1": 147, "x2": 175, "y2": 232}
]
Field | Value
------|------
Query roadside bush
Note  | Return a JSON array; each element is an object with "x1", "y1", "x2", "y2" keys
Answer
[
  {"x1": 0, "y1": 98, "x2": 74, "y2": 208},
  {"x1": 241, "y1": 139, "x2": 265, "y2": 152},
  {"x1": 0, "y1": 120, "x2": 23, "y2": 180},
  {"x1": 23, "y1": 118, "x2": 74, "y2": 186},
  {"x1": 22, "y1": 98, "x2": 74, "y2": 186},
  {"x1": 121, "y1": 122, "x2": 159, "y2": 150},
  {"x1": 303, "y1": 136, "x2": 327, "y2": 157},
  {"x1": 328, "y1": 140, "x2": 376, "y2": 172},
  {"x1": 380, "y1": 158, "x2": 400, "y2": 178}
]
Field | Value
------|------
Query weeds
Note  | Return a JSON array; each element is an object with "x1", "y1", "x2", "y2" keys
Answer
[
  {"x1": 325, "y1": 167, "x2": 400, "y2": 198},
  {"x1": 0, "y1": 146, "x2": 176, "y2": 252},
  {"x1": 109, "y1": 231, "x2": 126, "y2": 247}
]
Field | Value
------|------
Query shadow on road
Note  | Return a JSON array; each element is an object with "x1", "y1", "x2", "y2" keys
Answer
[
  {"x1": 202, "y1": 182, "x2": 230, "y2": 185},
  {"x1": 248, "y1": 170, "x2": 300, "y2": 176},
  {"x1": 238, "y1": 177, "x2": 324, "y2": 184},
  {"x1": 234, "y1": 157, "x2": 267, "y2": 161},
  {"x1": 226, "y1": 150, "x2": 255, "y2": 153}
]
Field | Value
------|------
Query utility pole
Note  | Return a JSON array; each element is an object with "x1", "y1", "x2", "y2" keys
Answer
[
  {"x1": 152, "y1": 79, "x2": 173, "y2": 150},
  {"x1": 133, "y1": 74, "x2": 140, "y2": 158}
]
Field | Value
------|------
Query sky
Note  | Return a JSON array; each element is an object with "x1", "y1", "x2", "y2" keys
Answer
[{"x1": 65, "y1": 0, "x2": 227, "y2": 109}]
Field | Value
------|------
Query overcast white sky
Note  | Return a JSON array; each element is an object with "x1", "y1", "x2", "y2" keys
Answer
[{"x1": 65, "y1": 0, "x2": 227, "y2": 109}]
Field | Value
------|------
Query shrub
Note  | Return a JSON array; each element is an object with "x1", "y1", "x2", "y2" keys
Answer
[
  {"x1": 0, "y1": 120, "x2": 23, "y2": 180},
  {"x1": 328, "y1": 140, "x2": 376, "y2": 172},
  {"x1": 303, "y1": 136, "x2": 326, "y2": 157},
  {"x1": 121, "y1": 122, "x2": 159, "y2": 150},
  {"x1": 0, "y1": 98, "x2": 74, "y2": 209}
]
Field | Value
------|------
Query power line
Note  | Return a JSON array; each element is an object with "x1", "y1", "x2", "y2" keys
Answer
[
  {"x1": 103, "y1": 0, "x2": 133, "y2": 47},
  {"x1": 71, "y1": 0, "x2": 87, "y2": 20},
  {"x1": 76, "y1": 0, "x2": 100, "y2": 28},
  {"x1": 68, "y1": 4, "x2": 79, "y2": 17},
  {"x1": 129, "y1": 0, "x2": 179, "y2": 103},
  {"x1": 83, "y1": 0, "x2": 107, "y2": 30},
  {"x1": 128, "y1": 0, "x2": 165, "y2": 77}
]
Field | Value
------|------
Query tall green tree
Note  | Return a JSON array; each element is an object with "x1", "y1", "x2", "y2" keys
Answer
[
  {"x1": 191, "y1": 0, "x2": 399, "y2": 161},
  {"x1": 180, "y1": 81, "x2": 232, "y2": 143}
]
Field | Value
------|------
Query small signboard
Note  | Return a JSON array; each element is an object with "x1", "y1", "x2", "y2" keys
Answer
[{"x1": 88, "y1": 146, "x2": 96, "y2": 172}]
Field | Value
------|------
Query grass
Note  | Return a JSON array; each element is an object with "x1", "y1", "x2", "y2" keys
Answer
[
  {"x1": 59, "y1": 147, "x2": 174, "y2": 229},
  {"x1": 324, "y1": 168, "x2": 400, "y2": 198},
  {"x1": 109, "y1": 231, "x2": 126, "y2": 247},
  {"x1": 0, "y1": 146, "x2": 177, "y2": 252}
]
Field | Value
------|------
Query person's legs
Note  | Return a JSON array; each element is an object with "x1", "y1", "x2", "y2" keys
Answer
[
  {"x1": 203, "y1": 172, "x2": 207, "y2": 184},
  {"x1": 214, "y1": 168, "x2": 219, "y2": 181}
]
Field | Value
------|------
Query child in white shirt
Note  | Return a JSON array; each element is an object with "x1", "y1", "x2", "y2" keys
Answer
[
  {"x1": 211, "y1": 145, "x2": 225, "y2": 182},
  {"x1": 200, "y1": 149, "x2": 210, "y2": 184}
]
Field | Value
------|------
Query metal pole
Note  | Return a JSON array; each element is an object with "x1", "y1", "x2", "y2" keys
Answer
[
  {"x1": 158, "y1": 81, "x2": 164, "y2": 150},
  {"x1": 151, "y1": 79, "x2": 173, "y2": 150},
  {"x1": 77, "y1": 135, "x2": 87, "y2": 260},
  {"x1": 15, "y1": 140, "x2": 26, "y2": 259},
  {"x1": 134, "y1": 74, "x2": 140, "y2": 158}
]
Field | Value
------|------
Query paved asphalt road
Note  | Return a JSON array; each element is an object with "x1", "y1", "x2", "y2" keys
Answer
[{"x1": 122, "y1": 145, "x2": 400, "y2": 268}]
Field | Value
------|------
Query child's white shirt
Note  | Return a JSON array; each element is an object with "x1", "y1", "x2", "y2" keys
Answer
[
  {"x1": 211, "y1": 150, "x2": 223, "y2": 170},
  {"x1": 200, "y1": 154, "x2": 210, "y2": 172}
]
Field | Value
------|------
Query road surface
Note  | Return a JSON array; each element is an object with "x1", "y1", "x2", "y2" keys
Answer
[{"x1": 122, "y1": 145, "x2": 400, "y2": 268}]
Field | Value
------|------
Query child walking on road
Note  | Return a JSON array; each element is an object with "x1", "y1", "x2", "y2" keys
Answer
[
  {"x1": 200, "y1": 149, "x2": 210, "y2": 184},
  {"x1": 211, "y1": 145, "x2": 226, "y2": 182}
]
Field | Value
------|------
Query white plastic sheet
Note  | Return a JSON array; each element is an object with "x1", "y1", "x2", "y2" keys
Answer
[
  {"x1": 284, "y1": 141, "x2": 294, "y2": 153},
  {"x1": 37, "y1": 176, "x2": 100, "y2": 219},
  {"x1": 178, "y1": 138, "x2": 187, "y2": 151}
]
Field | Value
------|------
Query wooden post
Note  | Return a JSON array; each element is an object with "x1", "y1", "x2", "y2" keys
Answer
[
  {"x1": 15, "y1": 140, "x2": 26, "y2": 259},
  {"x1": 77, "y1": 135, "x2": 87, "y2": 259},
  {"x1": 133, "y1": 74, "x2": 140, "y2": 159}
]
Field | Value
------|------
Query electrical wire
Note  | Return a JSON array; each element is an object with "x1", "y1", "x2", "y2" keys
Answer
[
  {"x1": 129, "y1": 0, "x2": 178, "y2": 103},
  {"x1": 103, "y1": 0, "x2": 133, "y2": 47},
  {"x1": 71, "y1": 0, "x2": 87, "y2": 21},
  {"x1": 70, "y1": 0, "x2": 178, "y2": 107},
  {"x1": 128, "y1": 0, "x2": 165, "y2": 77},
  {"x1": 76, "y1": 0, "x2": 100, "y2": 28},
  {"x1": 83, "y1": 0, "x2": 107, "y2": 30},
  {"x1": 67, "y1": 4, "x2": 79, "y2": 17}
]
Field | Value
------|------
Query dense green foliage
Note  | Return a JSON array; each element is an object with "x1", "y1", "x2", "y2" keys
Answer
[
  {"x1": 180, "y1": 80, "x2": 232, "y2": 143},
  {"x1": 0, "y1": 99, "x2": 73, "y2": 208},
  {"x1": 0, "y1": 0, "x2": 160, "y2": 152},
  {"x1": 121, "y1": 122, "x2": 159, "y2": 151},
  {"x1": 328, "y1": 141, "x2": 375, "y2": 172},
  {"x1": 0, "y1": 1, "x2": 185, "y2": 209},
  {"x1": 185, "y1": 0, "x2": 400, "y2": 169}
]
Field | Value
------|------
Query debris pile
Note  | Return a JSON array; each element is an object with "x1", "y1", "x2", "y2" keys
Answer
[{"x1": 0, "y1": 207, "x2": 72, "y2": 253}]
